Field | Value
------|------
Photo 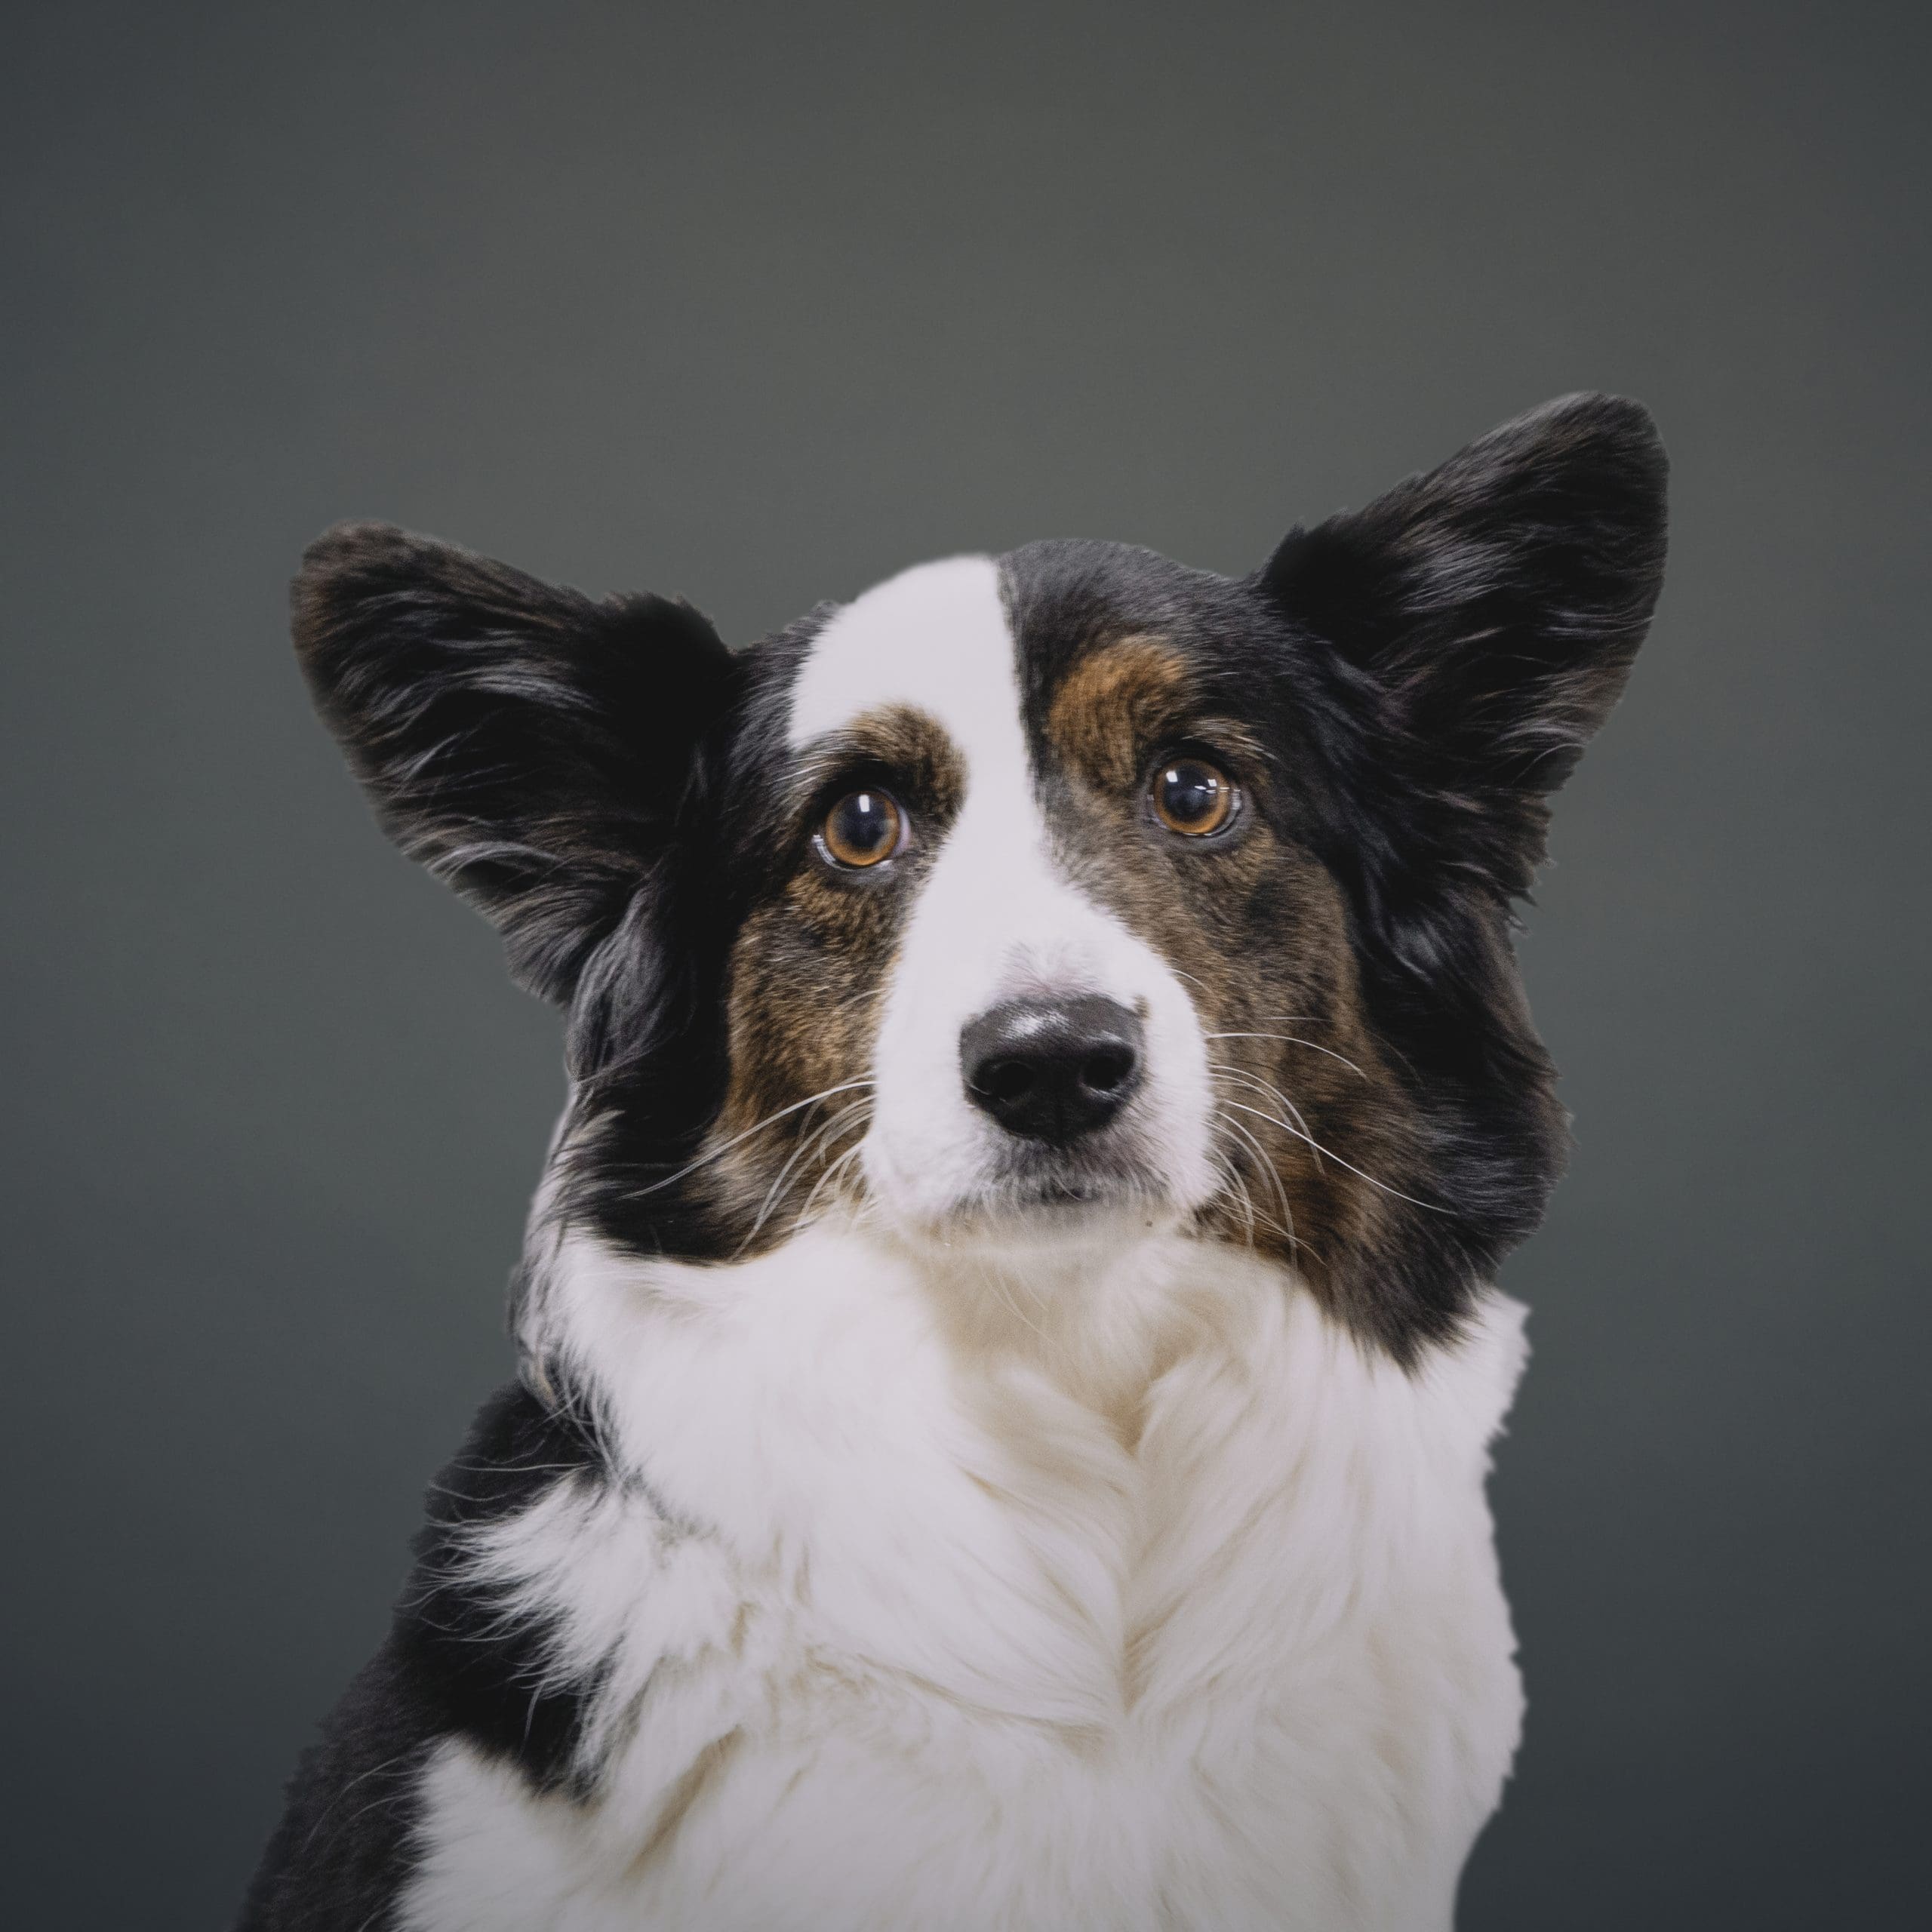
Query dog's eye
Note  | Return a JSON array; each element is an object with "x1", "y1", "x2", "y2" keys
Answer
[
  {"x1": 818, "y1": 789, "x2": 907, "y2": 869},
  {"x1": 1150, "y1": 757, "x2": 1236, "y2": 837}
]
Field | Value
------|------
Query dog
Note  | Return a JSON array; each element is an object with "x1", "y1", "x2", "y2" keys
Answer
[{"x1": 239, "y1": 394, "x2": 1666, "y2": 1930}]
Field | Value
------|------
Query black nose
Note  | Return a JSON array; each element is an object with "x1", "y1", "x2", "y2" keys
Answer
[{"x1": 960, "y1": 995, "x2": 1146, "y2": 1145}]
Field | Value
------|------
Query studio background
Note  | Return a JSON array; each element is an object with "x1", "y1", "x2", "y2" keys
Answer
[{"x1": 5, "y1": 4, "x2": 1926, "y2": 1927}]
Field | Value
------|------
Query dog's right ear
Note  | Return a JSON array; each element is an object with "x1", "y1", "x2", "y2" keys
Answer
[{"x1": 293, "y1": 522, "x2": 736, "y2": 1004}]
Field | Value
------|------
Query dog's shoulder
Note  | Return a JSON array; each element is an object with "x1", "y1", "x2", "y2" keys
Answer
[
  {"x1": 233, "y1": 1636, "x2": 432, "y2": 1932},
  {"x1": 394, "y1": 1377, "x2": 614, "y2": 1789},
  {"x1": 237, "y1": 1382, "x2": 611, "y2": 1929}
]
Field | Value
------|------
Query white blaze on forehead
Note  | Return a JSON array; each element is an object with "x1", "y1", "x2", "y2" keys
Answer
[
  {"x1": 787, "y1": 555, "x2": 1023, "y2": 780},
  {"x1": 788, "y1": 555, "x2": 1217, "y2": 1240}
]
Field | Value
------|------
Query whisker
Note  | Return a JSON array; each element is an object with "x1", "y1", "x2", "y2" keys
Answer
[
  {"x1": 738, "y1": 1099, "x2": 872, "y2": 1253},
  {"x1": 1210, "y1": 1065, "x2": 1324, "y2": 1171},
  {"x1": 1217, "y1": 1109, "x2": 1299, "y2": 1250},
  {"x1": 626, "y1": 1078, "x2": 875, "y2": 1201},
  {"x1": 1220, "y1": 1100, "x2": 1450, "y2": 1213},
  {"x1": 1214, "y1": 1149, "x2": 1260, "y2": 1254},
  {"x1": 1211, "y1": 1124, "x2": 1325, "y2": 1266},
  {"x1": 1218, "y1": 1119, "x2": 1300, "y2": 1253},
  {"x1": 1220, "y1": 1153, "x2": 1303, "y2": 1253},
  {"x1": 1202, "y1": 1032, "x2": 1367, "y2": 1079},
  {"x1": 792, "y1": 1121, "x2": 873, "y2": 1232}
]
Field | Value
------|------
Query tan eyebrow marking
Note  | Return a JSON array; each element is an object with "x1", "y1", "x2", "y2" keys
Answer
[
  {"x1": 1046, "y1": 637, "x2": 1192, "y2": 791},
  {"x1": 789, "y1": 703, "x2": 966, "y2": 824}
]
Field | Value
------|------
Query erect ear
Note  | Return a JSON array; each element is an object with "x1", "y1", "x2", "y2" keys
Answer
[
  {"x1": 1260, "y1": 392, "x2": 1667, "y2": 910},
  {"x1": 293, "y1": 522, "x2": 737, "y2": 1004}
]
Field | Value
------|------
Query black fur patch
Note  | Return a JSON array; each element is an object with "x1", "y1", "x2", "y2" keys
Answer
[
  {"x1": 395, "y1": 1379, "x2": 613, "y2": 1789},
  {"x1": 294, "y1": 523, "x2": 740, "y2": 1006},
  {"x1": 234, "y1": 1641, "x2": 433, "y2": 1932},
  {"x1": 236, "y1": 1383, "x2": 613, "y2": 1925},
  {"x1": 295, "y1": 531, "x2": 798, "y2": 1268}
]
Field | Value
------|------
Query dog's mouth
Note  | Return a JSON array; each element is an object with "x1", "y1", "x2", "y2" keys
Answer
[
  {"x1": 1020, "y1": 1177, "x2": 1108, "y2": 1205},
  {"x1": 933, "y1": 1143, "x2": 1175, "y2": 1245},
  {"x1": 860, "y1": 1089, "x2": 1210, "y2": 1257}
]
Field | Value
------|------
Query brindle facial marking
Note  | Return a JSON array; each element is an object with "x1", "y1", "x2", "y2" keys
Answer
[
  {"x1": 703, "y1": 704, "x2": 965, "y2": 1246},
  {"x1": 1038, "y1": 637, "x2": 1428, "y2": 1325}
]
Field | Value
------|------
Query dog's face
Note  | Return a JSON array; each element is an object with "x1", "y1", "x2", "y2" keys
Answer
[{"x1": 295, "y1": 394, "x2": 1665, "y2": 1361}]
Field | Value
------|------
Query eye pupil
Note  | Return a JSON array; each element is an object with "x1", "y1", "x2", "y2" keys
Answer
[
  {"x1": 1162, "y1": 766, "x2": 1217, "y2": 822},
  {"x1": 821, "y1": 789, "x2": 903, "y2": 868},
  {"x1": 1154, "y1": 758, "x2": 1234, "y2": 836}
]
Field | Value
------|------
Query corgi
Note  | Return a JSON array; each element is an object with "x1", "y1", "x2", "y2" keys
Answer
[{"x1": 241, "y1": 394, "x2": 1666, "y2": 1930}]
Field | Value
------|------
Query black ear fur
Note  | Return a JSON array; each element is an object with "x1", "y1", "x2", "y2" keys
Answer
[
  {"x1": 1249, "y1": 396, "x2": 1666, "y2": 1356},
  {"x1": 293, "y1": 523, "x2": 737, "y2": 1004},
  {"x1": 1261, "y1": 392, "x2": 1668, "y2": 927}
]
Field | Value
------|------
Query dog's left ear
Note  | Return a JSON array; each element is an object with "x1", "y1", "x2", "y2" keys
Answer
[
  {"x1": 293, "y1": 523, "x2": 736, "y2": 1004},
  {"x1": 1261, "y1": 392, "x2": 1668, "y2": 912}
]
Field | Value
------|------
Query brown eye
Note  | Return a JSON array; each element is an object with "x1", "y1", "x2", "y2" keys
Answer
[
  {"x1": 819, "y1": 789, "x2": 906, "y2": 869},
  {"x1": 1151, "y1": 756, "x2": 1235, "y2": 837}
]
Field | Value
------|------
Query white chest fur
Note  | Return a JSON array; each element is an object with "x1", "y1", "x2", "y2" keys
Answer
[{"x1": 401, "y1": 1226, "x2": 1527, "y2": 1932}]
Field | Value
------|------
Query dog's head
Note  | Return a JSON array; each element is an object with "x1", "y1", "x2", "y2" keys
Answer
[{"x1": 295, "y1": 394, "x2": 1665, "y2": 1361}]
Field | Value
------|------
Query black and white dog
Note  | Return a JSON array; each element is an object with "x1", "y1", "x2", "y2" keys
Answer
[{"x1": 242, "y1": 395, "x2": 1666, "y2": 1930}]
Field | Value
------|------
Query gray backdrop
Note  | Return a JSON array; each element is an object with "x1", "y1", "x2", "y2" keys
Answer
[{"x1": 5, "y1": 3, "x2": 1927, "y2": 1926}]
